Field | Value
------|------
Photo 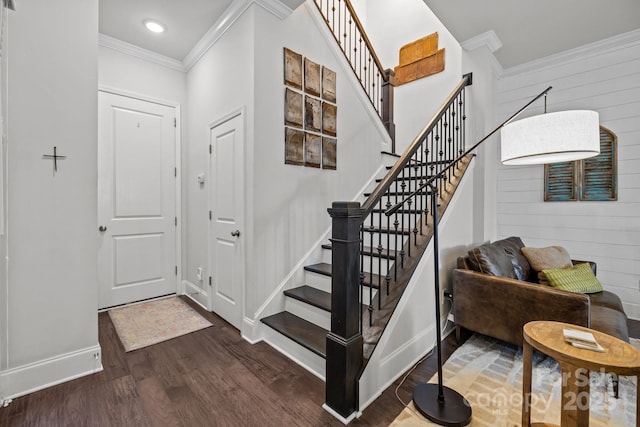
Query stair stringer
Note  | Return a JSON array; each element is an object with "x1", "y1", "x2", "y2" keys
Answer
[
  {"x1": 358, "y1": 157, "x2": 477, "y2": 413},
  {"x1": 243, "y1": 162, "x2": 388, "y2": 348}
]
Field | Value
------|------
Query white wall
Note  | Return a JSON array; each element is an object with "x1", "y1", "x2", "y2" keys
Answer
[
  {"x1": 462, "y1": 46, "x2": 499, "y2": 243},
  {"x1": 357, "y1": 0, "x2": 463, "y2": 153},
  {"x1": 184, "y1": 2, "x2": 390, "y2": 330},
  {"x1": 0, "y1": 3, "x2": 8, "y2": 392},
  {"x1": 98, "y1": 46, "x2": 187, "y2": 105},
  {"x1": 185, "y1": 6, "x2": 256, "y2": 310},
  {"x1": 496, "y1": 31, "x2": 640, "y2": 318},
  {"x1": 249, "y1": 3, "x2": 388, "y2": 319},
  {"x1": 1, "y1": 0, "x2": 101, "y2": 400}
]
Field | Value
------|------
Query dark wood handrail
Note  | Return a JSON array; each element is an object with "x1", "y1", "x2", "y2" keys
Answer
[
  {"x1": 385, "y1": 85, "x2": 554, "y2": 215},
  {"x1": 343, "y1": 0, "x2": 387, "y2": 82},
  {"x1": 361, "y1": 74, "x2": 473, "y2": 215}
]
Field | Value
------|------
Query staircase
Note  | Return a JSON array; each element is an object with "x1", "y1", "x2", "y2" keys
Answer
[
  {"x1": 260, "y1": 0, "x2": 475, "y2": 421},
  {"x1": 261, "y1": 150, "x2": 473, "y2": 353},
  {"x1": 261, "y1": 152, "x2": 410, "y2": 366}
]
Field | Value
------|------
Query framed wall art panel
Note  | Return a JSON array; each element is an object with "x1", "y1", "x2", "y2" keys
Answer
[
  {"x1": 322, "y1": 66, "x2": 336, "y2": 103},
  {"x1": 284, "y1": 88, "x2": 303, "y2": 128},
  {"x1": 322, "y1": 102, "x2": 337, "y2": 136},
  {"x1": 304, "y1": 58, "x2": 321, "y2": 96},
  {"x1": 305, "y1": 133, "x2": 321, "y2": 168},
  {"x1": 322, "y1": 137, "x2": 337, "y2": 170},
  {"x1": 284, "y1": 48, "x2": 303, "y2": 89},
  {"x1": 284, "y1": 128, "x2": 305, "y2": 166},
  {"x1": 304, "y1": 95, "x2": 321, "y2": 132}
]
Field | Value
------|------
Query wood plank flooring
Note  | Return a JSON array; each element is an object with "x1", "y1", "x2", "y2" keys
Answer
[{"x1": 0, "y1": 297, "x2": 637, "y2": 426}]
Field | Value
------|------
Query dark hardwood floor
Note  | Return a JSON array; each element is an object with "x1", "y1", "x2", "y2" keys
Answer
[{"x1": 0, "y1": 298, "x2": 637, "y2": 426}]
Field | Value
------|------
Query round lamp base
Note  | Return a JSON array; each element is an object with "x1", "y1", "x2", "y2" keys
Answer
[{"x1": 412, "y1": 383, "x2": 472, "y2": 427}]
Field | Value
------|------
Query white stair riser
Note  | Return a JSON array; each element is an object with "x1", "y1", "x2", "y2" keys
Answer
[
  {"x1": 261, "y1": 326, "x2": 326, "y2": 380},
  {"x1": 305, "y1": 271, "x2": 332, "y2": 293},
  {"x1": 285, "y1": 297, "x2": 331, "y2": 330}
]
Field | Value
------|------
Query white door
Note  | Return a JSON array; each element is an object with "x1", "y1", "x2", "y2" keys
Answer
[
  {"x1": 98, "y1": 91, "x2": 177, "y2": 309},
  {"x1": 209, "y1": 111, "x2": 245, "y2": 329}
]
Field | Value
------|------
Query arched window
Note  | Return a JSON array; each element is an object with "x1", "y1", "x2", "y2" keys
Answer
[{"x1": 544, "y1": 126, "x2": 617, "y2": 201}]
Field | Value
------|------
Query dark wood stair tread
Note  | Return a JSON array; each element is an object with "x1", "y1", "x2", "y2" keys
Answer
[
  {"x1": 284, "y1": 285, "x2": 331, "y2": 312},
  {"x1": 261, "y1": 312, "x2": 327, "y2": 358},
  {"x1": 304, "y1": 262, "x2": 332, "y2": 277},
  {"x1": 322, "y1": 244, "x2": 397, "y2": 260},
  {"x1": 304, "y1": 263, "x2": 383, "y2": 289}
]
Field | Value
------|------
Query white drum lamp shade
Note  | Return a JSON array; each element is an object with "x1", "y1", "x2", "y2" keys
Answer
[{"x1": 501, "y1": 110, "x2": 600, "y2": 165}]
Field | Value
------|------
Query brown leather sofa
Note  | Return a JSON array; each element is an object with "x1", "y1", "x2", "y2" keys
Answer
[{"x1": 452, "y1": 236, "x2": 629, "y2": 346}]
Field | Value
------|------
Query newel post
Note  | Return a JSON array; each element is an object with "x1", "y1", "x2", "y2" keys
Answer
[
  {"x1": 382, "y1": 68, "x2": 396, "y2": 152},
  {"x1": 325, "y1": 201, "x2": 364, "y2": 420}
]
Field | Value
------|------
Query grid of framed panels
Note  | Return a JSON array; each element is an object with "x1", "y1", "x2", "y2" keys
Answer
[{"x1": 284, "y1": 48, "x2": 337, "y2": 170}]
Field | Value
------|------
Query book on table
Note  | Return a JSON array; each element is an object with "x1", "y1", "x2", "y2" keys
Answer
[{"x1": 563, "y1": 328, "x2": 604, "y2": 352}]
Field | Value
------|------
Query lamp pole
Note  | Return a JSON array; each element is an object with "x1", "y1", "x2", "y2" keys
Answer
[{"x1": 411, "y1": 183, "x2": 471, "y2": 426}]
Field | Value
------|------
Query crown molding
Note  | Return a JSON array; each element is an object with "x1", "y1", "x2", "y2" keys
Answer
[
  {"x1": 502, "y1": 28, "x2": 640, "y2": 77},
  {"x1": 461, "y1": 30, "x2": 502, "y2": 54},
  {"x1": 182, "y1": 0, "x2": 253, "y2": 70},
  {"x1": 254, "y1": 0, "x2": 294, "y2": 19},
  {"x1": 101, "y1": 0, "x2": 295, "y2": 73},
  {"x1": 98, "y1": 34, "x2": 186, "y2": 72},
  {"x1": 461, "y1": 30, "x2": 504, "y2": 77},
  {"x1": 183, "y1": 0, "x2": 293, "y2": 71}
]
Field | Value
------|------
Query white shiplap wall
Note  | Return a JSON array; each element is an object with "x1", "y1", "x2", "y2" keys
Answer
[{"x1": 496, "y1": 30, "x2": 640, "y2": 319}]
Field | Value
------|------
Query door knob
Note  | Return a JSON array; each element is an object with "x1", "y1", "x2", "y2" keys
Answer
[
  {"x1": 98, "y1": 225, "x2": 107, "y2": 232},
  {"x1": 231, "y1": 230, "x2": 241, "y2": 237}
]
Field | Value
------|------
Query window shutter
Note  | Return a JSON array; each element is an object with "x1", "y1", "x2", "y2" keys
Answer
[
  {"x1": 544, "y1": 125, "x2": 617, "y2": 202},
  {"x1": 544, "y1": 161, "x2": 578, "y2": 201},
  {"x1": 579, "y1": 126, "x2": 617, "y2": 201}
]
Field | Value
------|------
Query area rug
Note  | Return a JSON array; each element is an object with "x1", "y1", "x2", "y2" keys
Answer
[
  {"x1": 391, "y1": 335, "x2": 639, "y2": 426},
  {"x1": 108, "y1": 297, "x2": 213, "y2": 352}
]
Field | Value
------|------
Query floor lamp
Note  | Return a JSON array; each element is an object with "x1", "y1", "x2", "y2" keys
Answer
[{"x1": 408, "y1": 86, "x2": 600, "y2": 426}]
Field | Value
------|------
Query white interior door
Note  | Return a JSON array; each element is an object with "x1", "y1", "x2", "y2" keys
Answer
[
  {"x1": 98, "y1": 91, "x2": 177, "y2": 309},
  {"x1": 209, "y1": 111, "x2": 245, "y2": 329}
]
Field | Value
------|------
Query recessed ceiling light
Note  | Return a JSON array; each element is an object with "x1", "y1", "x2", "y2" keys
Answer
[{"x1": 144, "y1": 20, "x2": 165, "y2": 33}]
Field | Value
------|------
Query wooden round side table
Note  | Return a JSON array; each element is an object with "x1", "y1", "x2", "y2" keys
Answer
[{"x1": 522, "y1": 321, "x2": 640, "y2": 427}]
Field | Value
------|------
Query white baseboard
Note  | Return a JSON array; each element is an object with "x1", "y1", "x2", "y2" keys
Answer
[
  {"x1": 322, "y1": 403, "x2": 359, "y2": 425},
  {"x1": 1, "y1": 345, "x2": 103, "y2": 401},
  {"x1": 183, "y1": 279, "x2": 209, "y2": 310},
  {"x1": 241, "y1": 316, "x2": 262, "y2": 344}
]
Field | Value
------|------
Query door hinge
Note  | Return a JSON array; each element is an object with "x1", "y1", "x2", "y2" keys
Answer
[
  {"x1": 175, "y1": 266, "x2": 178, "y2": 275},
  {"x1": 174, "y1": 167, "x2": 177, "y2": 177},
  {"x1": 208, "y1": 276, "x2": 212, "y2": 287},
  {"x1": 175, "y1": 217, "x2": 177, "y2": 226},
  {"x1": 174, "y1": 118, "x2": 177, "y2": 127},
  {"x1": 209, "y1": 210, "x2": 212, "y2": 220},
  {"x1": 209, "y1": 144, "x2": 212, "y2": 154}
]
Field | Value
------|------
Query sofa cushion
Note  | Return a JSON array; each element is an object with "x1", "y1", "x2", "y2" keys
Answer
[
  {"x1": 521, "y1": 246, "x2": 573, "y2": 284},
  {"x1": 467, "y1": 236, "x2": 529, "y2": 280},
  {"x1": 590, "y1": 305, "x2": 630, "y2": 343},
  {"x1": 589, "y1": 291, "x2": 625, "y2": 313},
  {"x1": 543, "y1": 263, "x2": 603, "y2": 293}
]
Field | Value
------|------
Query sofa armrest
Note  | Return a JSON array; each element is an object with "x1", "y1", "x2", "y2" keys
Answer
[
  {"x1": 572, "y1": 259, "x2": 596, "y2": 275},
  {"x1": 452, "y1": 269, "x2": 590, "y2": 346}
]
